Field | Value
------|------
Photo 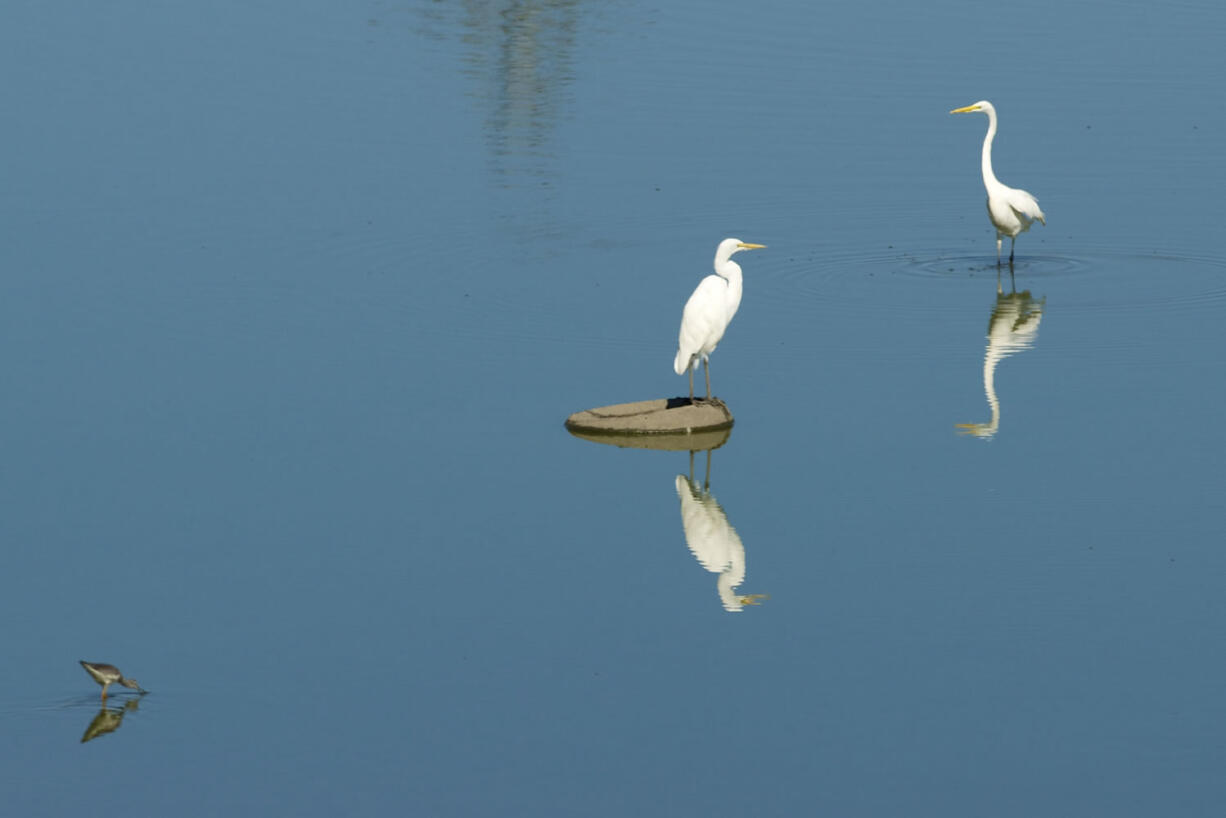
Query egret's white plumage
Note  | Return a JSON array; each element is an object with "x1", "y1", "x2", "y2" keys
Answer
[
  {"x1": 673, "y1": 238, "x2": 765, "y2": 401},
  {"x1": 951, "y1": 101, "x2": 1045, "y2": 264}
]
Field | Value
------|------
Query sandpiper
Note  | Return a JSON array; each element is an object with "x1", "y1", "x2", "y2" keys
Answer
[{"x1": 79, "y1": 661, "x2": 145, "y2": 699}]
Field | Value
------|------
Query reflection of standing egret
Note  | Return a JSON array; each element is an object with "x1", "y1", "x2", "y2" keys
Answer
[
  {"x1": 674, "y1": 238, "x2": 766, "y2": 402},
  {"x1": 957, "y1": 282, "x2": 1045, "y2": 439},
  {"x1": 675, "y1": 450, "x2": 767, "y2": 612},
  {"x1": 950, "y1": 101, "x2": 1045, "y2": 265}
]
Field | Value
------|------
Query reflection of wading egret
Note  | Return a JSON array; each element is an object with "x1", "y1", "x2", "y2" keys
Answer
[
  {"x1": 950, "y1": 101, "x2": 1045, "y2": 264},
  {"x1": 957, "y1": 285, "x2": 1044, "y2": 439},
  {"x1": 674, "y1": 238, "x2": 765, "y2": 401}
]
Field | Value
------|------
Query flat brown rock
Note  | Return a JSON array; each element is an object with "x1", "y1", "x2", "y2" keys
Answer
[{"x1": 565, "y1": 397, "x2": 734, "y2": 437}]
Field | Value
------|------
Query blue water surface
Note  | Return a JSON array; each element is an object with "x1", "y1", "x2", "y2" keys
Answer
[{"x1": 1, "y1": 1, "x2": 1223, "y2": 816}]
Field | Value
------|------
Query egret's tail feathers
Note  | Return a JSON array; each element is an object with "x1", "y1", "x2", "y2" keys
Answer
[
  {"x1": 1009, "y1": 188, "x2": 1045, "y2": 226},
  {"x1": 1029, "y1": 200, "x2": 1046, "y2": 225},
  {"x1": 674, "y1": 349, "x2": 692, "y2": 375}
]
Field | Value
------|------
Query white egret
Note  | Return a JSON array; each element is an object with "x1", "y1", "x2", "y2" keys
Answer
[
  {"x1": 673, "y1": 238, "x2": 765, "y2": 401},
  {"x1": 950, "y1": 101, "x2": 1045, "y2": 264}
]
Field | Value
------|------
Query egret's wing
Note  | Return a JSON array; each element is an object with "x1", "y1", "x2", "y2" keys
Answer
[
  {"x1": 1006, "y1": 187, "x2": 1045, "y2": 225},
  {"x1": 675, "y1": 275, "x2": 728, "y2": 373}
]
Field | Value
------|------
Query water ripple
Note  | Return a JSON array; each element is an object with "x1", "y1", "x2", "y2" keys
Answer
[
  {"x1": 759, "y1": 244, "x2": 1226, "y2": 316},
  {"x1": 905, "y1": 253, "x2": 1091, "y2": 280}
]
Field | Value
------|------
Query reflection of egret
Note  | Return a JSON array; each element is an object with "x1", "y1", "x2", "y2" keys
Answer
[
  {"x1": 950, "y1": 101, "x2": 1045, "y2": 264},
  {"x1": 81, "y1": 699, "x2": 140, "y2": 744},
  {"x1": 674, "y1": 238, "x2": 766, "y2": 402},
  {"x1": 957, "y1": 282, "x2": 1045, "y2": 439},
  {"x1": 675, "y1": 450, "x2": 767, "y2": 612}
]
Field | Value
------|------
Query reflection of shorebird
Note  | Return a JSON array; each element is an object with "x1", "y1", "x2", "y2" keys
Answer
[
  {"x1": 80, "y1": 699, "x2": 140, "y2": 744},
  {"x1": 675, "y1": 451, "x2": 767, "y2": 612},
  {"x1": 957, "y1": 282, "x2": 1045, "y2": 439},
  {"x1": 79, "y1": 661, "x2": 146, "y2": 700}
]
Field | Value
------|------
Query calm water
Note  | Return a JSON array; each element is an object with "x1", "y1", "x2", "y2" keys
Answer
[{"x1": 2, "y1": 1, "x2": 1224, "y2": 815}]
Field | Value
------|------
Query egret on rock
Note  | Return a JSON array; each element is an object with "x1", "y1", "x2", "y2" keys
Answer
[
  {"x1": 674, "y1": 238, "x2": 765, "y2": 402},
  {"x1": 950, "y1": 100, "x2": 1045, "y2": 265}
]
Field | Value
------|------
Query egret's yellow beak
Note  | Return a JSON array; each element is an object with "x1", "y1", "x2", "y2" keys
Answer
[
  {"x1": 737, "y1": 243, "x2": 766, "y2": 250},
  {"x1": 950, "y1": 105, "x2": 980, "y2": 114}
]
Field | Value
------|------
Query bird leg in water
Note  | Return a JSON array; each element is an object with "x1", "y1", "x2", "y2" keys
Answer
[
  {"x1": 995, "y1": 263, "x2": 1017, "y2": 294},
  {"x1": 996, "y1": 236, "x2": 1003, "y2": 266}
]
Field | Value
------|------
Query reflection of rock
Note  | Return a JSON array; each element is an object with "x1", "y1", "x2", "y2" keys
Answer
[
  {"x1": 675, "y1": 454, "x2": 766, "y2": 612},
  {"x1": 567, "y1": 425, "x2": 732, "y2": 452},
  {"x1": 80, "y1": 699, "x2": 140, "y2": 744},
  {"x1": 957, "y1": 283, "x2": 1045, "y2": 440}
]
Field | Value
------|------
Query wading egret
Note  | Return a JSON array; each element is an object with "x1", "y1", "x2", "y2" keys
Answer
[
  {"x1": 673, "y1": 238, "x2": 765, "y2": 401},
  {"x1": 950, "y1": 101, "x2": 1045, "y2": 264}
]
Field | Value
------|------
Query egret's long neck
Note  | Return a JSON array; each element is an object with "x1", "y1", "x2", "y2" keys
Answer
[
  {"x1": 981, "y1": 109, "x2": 1001, "y2": 190},
  {"x1": 715, "y1": 259, "x2": 743, "y2": 313}
]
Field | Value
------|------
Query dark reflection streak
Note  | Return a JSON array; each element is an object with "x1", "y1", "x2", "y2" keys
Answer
[{"x1": 456, "y1": 1, "x2": 580, "y2": 188}]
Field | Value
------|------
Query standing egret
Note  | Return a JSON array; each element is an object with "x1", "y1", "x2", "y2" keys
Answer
[
  {"x1": 950, "y1": 101, "x2": 1045, "y2": 265},
  {"x1": 674, "y1": 238, "x2": 765, "y2": 402}
]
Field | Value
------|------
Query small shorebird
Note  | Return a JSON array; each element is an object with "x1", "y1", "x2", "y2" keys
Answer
[{"x1": 79, "y1": 661, "x2": 145, "y2": 699}]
